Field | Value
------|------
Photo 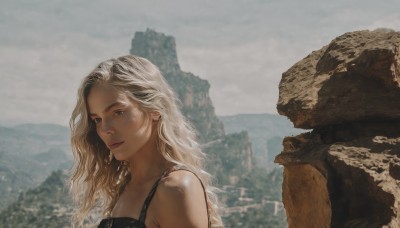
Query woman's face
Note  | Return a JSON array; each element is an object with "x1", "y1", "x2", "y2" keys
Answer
[{"x1": 87, "y1": 84, "x2": 157, "y2": 161}]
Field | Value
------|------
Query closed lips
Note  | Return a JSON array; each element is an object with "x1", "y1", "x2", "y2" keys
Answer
[{"x1": 108, "y1": 141, "x2": 124, "y2": 149}]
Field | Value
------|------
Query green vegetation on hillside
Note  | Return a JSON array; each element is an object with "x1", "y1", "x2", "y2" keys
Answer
[
  {"x1": 0, "y1": 170, "x2": 72, "y2": 228},
  {"x1": 0, "y1": 124, "x2": 72, "y2": 211}
]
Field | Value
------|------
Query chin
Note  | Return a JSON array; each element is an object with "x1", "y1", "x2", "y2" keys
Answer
[
  {"x1": 113, "y1": 154, "x2": 126, "y2": 161},
  {"x1": 110, "y1": 150, "x2": 123, "y2": 161},
  {"x1": 112, "y1": 151, "x2": 133, "y2": 162}
]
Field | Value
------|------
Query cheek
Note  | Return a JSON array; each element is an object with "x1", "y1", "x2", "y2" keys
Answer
[
  {"x1": 95, "y1": 128, "x2": 107, "y2": 142},
  {"x1": 134, "y1": 123, "x2": 150, "y2": 137},
  {"x1": 123, "y1": 112, "x2": 145, "y2": 131},
  {"x1": 126, "y1": 119, "x2": 152, "y2": 139}
]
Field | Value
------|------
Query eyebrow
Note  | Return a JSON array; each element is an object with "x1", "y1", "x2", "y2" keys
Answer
[{"x1": 89, "y1": 101, "x2": 126, "y2": 117}]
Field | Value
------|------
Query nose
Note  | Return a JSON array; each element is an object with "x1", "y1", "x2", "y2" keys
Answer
[{"x1": 99, "y1": 119, "x2": 115, "y2": 135}]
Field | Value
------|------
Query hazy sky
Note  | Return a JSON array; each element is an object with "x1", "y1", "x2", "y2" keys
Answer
[{"x1": 1, "y1": 0, "x2": 399, "y2": 126}]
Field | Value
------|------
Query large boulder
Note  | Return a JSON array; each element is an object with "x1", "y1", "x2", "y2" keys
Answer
[
  {"x1": 275, "y1": 29, "x2": 400, "y2": 228},
  {"x1": 277, "y1": 30, "x2": 400, "y2": 129}
]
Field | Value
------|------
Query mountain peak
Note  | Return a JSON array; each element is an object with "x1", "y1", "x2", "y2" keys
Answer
[
  {"x1": 130, "y1": 29, "x2": 225, "y2": 142},
  {"x1": 130, "y1": 28, "x2": 180, "y2": 72}
]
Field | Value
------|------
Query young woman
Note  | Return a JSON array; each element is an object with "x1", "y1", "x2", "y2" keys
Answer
[{"x1": 69, "y1": 55, "x2": 223, "y2": 228}]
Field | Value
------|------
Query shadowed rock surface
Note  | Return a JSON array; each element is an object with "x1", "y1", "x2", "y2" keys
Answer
[{"x1": 275, "y1": 30, "x2": 400, "y2": 228}]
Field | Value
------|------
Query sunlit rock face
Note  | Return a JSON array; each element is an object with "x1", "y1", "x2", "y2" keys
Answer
[
  {"x1": 275, "y1": 29, "x2": 400, "y2": 228},
  {"x1": 277, "y1": 29, "x2": 400, "y2": 129}
]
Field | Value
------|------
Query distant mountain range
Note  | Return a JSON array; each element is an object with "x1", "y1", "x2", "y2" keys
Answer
[
  {"x1": 0, "y1": 112, "x2": 292, "y2": 226},
  {"x1": 0, "y1": 124, "x2": 72, "y2": 211},
  {"x1": 0, "y1": 170, "x2": 72, "y2": 227},
  {"x1": 0, "y1": 112, "x2": 300, "y2": 211}
]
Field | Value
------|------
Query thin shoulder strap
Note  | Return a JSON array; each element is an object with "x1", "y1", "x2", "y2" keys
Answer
[
  {"x1": 137, "y1": 169, "x2": 169, "y2": 223},
  {"x1": 169, "y1": 166, "x2": 212, "y2": 228},
  {"x1": 138, "y1": 165, "x2": 211, "y2": 228}
]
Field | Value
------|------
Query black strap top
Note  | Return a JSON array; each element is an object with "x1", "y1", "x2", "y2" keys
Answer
[{"x1": 98, "y1": 166, "x2": 211, "y2": 228}]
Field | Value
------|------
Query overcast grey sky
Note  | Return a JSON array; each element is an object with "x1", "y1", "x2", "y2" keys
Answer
[{"x1": 1, "y1": 0, "x2": 399, "y2": 126}]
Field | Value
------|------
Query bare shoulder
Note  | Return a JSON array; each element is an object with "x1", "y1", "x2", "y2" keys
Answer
[
  {"x1": 159, "y1": 170, "x2": 203, "y2": 194},
  {"x1": 153, "y1": 170, "x2": 208, "y2": 227}
]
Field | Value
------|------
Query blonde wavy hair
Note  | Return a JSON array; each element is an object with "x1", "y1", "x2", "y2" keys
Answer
[{"x1": 69, "y1": 55, "x2": 223, "y2": 227}]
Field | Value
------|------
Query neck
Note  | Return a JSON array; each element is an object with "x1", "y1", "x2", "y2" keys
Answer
[{"x1": 127, "y1": 131, "x2": 171, "y2": 186}]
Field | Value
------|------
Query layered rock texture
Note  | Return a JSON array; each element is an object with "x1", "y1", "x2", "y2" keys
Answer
[{"x1": 275, "y1": 30, "x2": 400, "y2": 228}]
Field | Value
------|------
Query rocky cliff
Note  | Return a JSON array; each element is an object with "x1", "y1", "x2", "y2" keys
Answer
[
  {"x1": 130, "y1": 29, "x2": 252, "y2": 174},
  {"x1": 275, "y1": 29, "x2": 400, "y2": 228},
  {"x1": 130, "y1": 29, "x2": 225, "y2": 143},
  {"x1": 204, "y1": 131, "x2": 253, "y2": 184}
]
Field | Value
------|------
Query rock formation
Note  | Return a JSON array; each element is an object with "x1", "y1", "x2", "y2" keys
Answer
[
  {"x1": 130, "y1": 29, "x2": 225, "y2": 143},
  {"x1": 275, "y1": 30, "x2": 400, "y2": 228},
  {"x1": 204, "y1": 131, "x2": 253, "y2": 184},
  {"x1": 277, "y1": 29, "x2": 400, "y2": 129},
  {"x1": 130, "y1": 29, "x2": 253, "y2": 174}
]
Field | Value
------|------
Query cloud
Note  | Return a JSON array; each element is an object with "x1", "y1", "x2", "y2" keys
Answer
[
  {"x1": 178, "y1": 38, "x2": 302, "y2": 115},
  {"x1": 1, "y1": 0, "x2": 400, "y2": 125}
]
